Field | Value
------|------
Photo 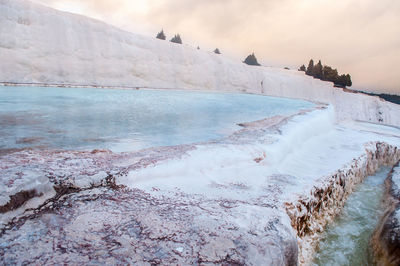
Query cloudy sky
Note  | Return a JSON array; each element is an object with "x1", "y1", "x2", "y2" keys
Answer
[{"x1": 32, "y1": 0, "x2": 400, "y2": 94}]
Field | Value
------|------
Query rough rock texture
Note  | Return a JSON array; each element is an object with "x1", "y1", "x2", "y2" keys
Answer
[
  {"x1": 0, "y1": 186, "x2": 298, "y2": 265},
  {"x1": 0, "y1": 189, "x2": 41, "y2": 213},
  {"x1": 371, "y1": 162, "x2": 400, "y2": 266},
  {"x1": 2, "y1": 142, "x2": 400, "y2": 265},
  {"x1": 0, "y1": 145, "x2": 195, "y2": 227},
  {"x1": 285, "y1": 143, "x2": 400, "y2": 265},
  {"x1": 1, "y1": 101, "x2": 400, "y2": 265},
  {"x1": 1, "y1": 1, "x2": 400, "y2": 259},
  {"x1": 0, "y1": 118, "x2": 301, "y2": 265},
  {"x1": 1, "y1": 102, "x2": 400, "y2": 264}
]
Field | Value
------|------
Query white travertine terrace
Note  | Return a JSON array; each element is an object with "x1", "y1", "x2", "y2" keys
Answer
[
  {"x1": 1, "y1": 0, "x2": 400, "y2": 264},
  {"x1": 1, "y1": 0, "x2": 400, "y2": 126}
]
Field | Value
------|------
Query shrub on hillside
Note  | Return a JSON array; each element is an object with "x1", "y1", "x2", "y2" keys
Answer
[
  {"x1": 156, "y1": 30, "x2": 166, "y2": 40},
  {"x1": 298, "y1": 65, "x2": 306, "y2": 71},
  {"x1": 170, "y1": 34, "x2": 182, "y2": 44},
  {"x1": 243, "y1": 53, "x2": 261, "y2": 66}
]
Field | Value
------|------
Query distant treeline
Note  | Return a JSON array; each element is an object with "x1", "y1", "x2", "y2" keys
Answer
[
  {"x1": 299, "y1": 59, "x2": 352, "y2": 88},
  {"x1": 361, "y1": 91, "x2": 400, "y2": 105}
]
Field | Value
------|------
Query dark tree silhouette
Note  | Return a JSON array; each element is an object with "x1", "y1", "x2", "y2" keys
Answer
[
  {"x1": 345, "y1": 74, "x2": 352, "y2": 87},
  {"x1": 300, "y1": 59, "x2": 352, "y2": 88},
  {"x1": 313, "y1": 60, "x2": 323, "y2": 79},
  {"x1": 335, "y1": 75, "x2": 346, "y2": 87},
  {"x1": 214, "y1": 48, "x2": 221, "y2": 54},
  {"x1": 334, "y1": 74, "x2": 352, "y2": 87},
  {"x1": 306, "y1": 59, "x2": 314, "y2": 76},
  {"x1": 298, "y1": 65, "x2": 306, "y2": 72},
  {"x1": 156, "y1": 29, "x2": 166, "y2": 40},
  {"x1": 243, "y1": 53, "x2": 261, "y2": 66},
  {"x1": 322, "y1": 66, "x2": 338, "y2": 82},
  {"x1": 170, "y1": 34, "x2": 182, "y2": 44},
  {"x1": 363, "y1": 92, "x2": 400, "y2": 105},
  {"x1": 197, "y1": 46, "x2": 200, "y2": 50}
]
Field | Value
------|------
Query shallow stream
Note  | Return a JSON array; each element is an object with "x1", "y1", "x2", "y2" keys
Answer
[{"x1": 313, "y1": 167, "x2": 391, "y2": 265}]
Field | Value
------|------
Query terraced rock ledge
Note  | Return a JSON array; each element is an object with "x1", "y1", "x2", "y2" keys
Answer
[
  {"x1": 285, "y1": 142, "x2": 400, "y2": 264},
  {"x1": 2, "y1": 103, "x2": 400, "y2": 265}
]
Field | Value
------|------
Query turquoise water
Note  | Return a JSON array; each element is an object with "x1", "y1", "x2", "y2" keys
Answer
[
  {"x1": 0, "y1": 86, "x2": 313, "y2": 152},
  {"x1": 313, "y1": 167, "x2": 391, "y2": 266}
]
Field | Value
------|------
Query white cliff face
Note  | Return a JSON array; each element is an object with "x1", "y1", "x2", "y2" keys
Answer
[
  {"x1": 1, "y1": 0, "x2": 400, "y2": 126},
  {"x1": 1, "y1": 0, "x2": 400, "y2": 264},
  {"x1": 0, "y1": 0, "x2": 265, "y2": 92}
]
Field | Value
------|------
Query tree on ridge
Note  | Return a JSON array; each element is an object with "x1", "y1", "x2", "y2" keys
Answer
[
  {"x1": 306, "y1": 59, "x2": 314, "y2": 76},
  {"x1": 156, "y1": 29, "x2": 166, "y2": 40},
  {"x1": 243, "y1": 53, "x2": 261, "y2": 66},
  {"x1": 170, "y1": 34, "x2": 182, "y2": 44},
  {"x1": 313, "y1": 60, "x2": 323, "y2": 79}
]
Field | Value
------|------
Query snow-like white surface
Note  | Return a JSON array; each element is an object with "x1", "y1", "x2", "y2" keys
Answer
[
  {"x1": 1, "y1": 0, "x2": 400, "y2": 126},
  {"x1": 392, "y1": 165, "x2": 400, "y2": 194},
  {"x1": 1, "y1": 1, "x2": 400, "y2": 263},
  {"x1": 0, "y1": 170, "x2": 53, "y2": 206},
  {"x1": 118, "y1": 106, "x2": 400, "y2": 204},
  {"x1": 0, "y1": 0, "x2": 264, "y2": 91}
]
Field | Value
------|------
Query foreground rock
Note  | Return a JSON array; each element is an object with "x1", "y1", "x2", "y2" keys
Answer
[
  {"x1": 1, "y1": 107, "x2": 400, "y2": 265},
  {"x1": 0, "y1": 186, "x2": 298, "y2": 265},
  {"x1": 286, "y1": 143, "x2": 400, "y2": 264},
  {"x1": 0, "y1": 118, "x2": 299, "y2": 265},
  {"x1": 372, "y1": 162, "x2": 400, "y2": 266}
]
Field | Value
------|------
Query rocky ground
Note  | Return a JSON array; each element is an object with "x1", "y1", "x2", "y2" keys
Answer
[
  {"x1": 1, "y1": 184, "x2": 298, "y2": 265},
  {"x1": 0, "y1": 115, "x2": 299, "y2": 265},
  {"x1": 0, "y1": 147, "x2": 299, "y2": 265},
  {"x1": 1, "y1": 108, "x2": 400, "y2": 265}
]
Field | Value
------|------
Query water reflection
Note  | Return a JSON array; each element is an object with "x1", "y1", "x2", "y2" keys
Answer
[{"x1": 0, "y1": 86, "x2": 314, "y2": 152}]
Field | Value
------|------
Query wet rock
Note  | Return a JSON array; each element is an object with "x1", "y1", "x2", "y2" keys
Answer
[
  {"x1": 0, "y1": 145, "x2": 195, "y2": 227},
  {"x1": 1, "y1": 113, "x2": 399, "y2": 265},
  {"x1": 0, "y1": 189, "x2": 41, "y2": 213},
  {"x1": 0, "y1": 188, "x2": 298, "y2": 265},
  {"x1": 285, "y1": 143, "x2": 400, "y2": 264},
  {"x1": 371, "y1": 162, "x2": 400, "y2": 266}
]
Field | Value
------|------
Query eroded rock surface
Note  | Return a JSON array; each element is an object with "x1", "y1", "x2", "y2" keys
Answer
[
  {"x1": 0, "y1": 119, "x2": 300, "y2": 265},
  {"x1": 285, "y1": 143, "x2": 400, "y2": 264},
  {"x1": 372, "y1": 162, "x2": 400, "y2": 266},
  {"x1": 1, "y1": 107, "x2": 400, "y2": 265},
  {"x1": 1, "y1": 185, "x2": 298, "y2": 265},
  {"x1": 0, "y1": 145, "x2": 198, "y2": 235}
]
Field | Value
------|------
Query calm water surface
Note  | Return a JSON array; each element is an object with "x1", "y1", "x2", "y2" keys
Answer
[{"x1": 0, "y1": 86, "x2": 314, "y2": 152}]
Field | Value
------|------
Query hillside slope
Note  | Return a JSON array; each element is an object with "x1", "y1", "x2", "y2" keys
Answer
[
  {"x1": 0, "y1": 0, "x2": 399, "y2": 126},
  {"x1": 0, "y1": 0, "x2": 266, "y2": 91}
]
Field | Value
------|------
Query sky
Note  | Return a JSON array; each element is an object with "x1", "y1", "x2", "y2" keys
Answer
[{"x1": 32, "y1": 0, "x2": 400, "y2": 94}]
